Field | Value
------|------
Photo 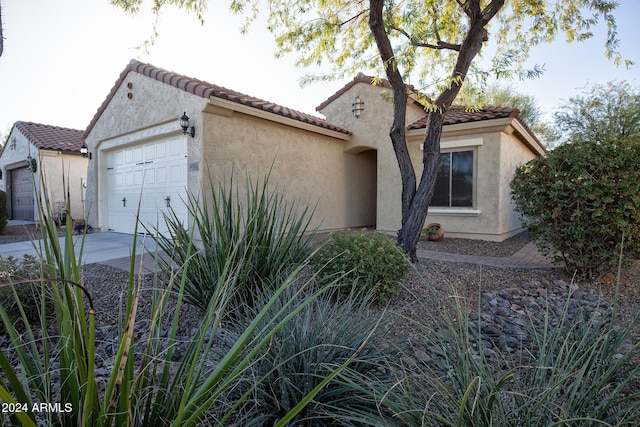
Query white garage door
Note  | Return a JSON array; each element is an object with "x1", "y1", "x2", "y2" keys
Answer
[{"x1": 106, "y1": 137, "x2": 188, "y2": 235}]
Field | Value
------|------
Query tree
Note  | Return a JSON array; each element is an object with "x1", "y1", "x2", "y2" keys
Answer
[
  {"x1": 455, "y1": 82, "x2": 553, "y2": 146},
  {"x1": 112, "y1": 0, "x2": 630, "y2": 261},
  {"x1": 552, "y1": 80, "x2": 640, "y2": 146}
]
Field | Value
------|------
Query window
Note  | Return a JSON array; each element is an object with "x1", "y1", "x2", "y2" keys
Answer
[{"x1": 431, "y1": 150, "x2": 473, "y2": 207}]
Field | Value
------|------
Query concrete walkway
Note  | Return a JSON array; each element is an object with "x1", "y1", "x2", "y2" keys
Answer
[
  {"x1": 416, "y1": 241, "x2": 560, "y2": 269},
  {"x1": 0, "y1": 225, "x2": 559, "y2": 272}
]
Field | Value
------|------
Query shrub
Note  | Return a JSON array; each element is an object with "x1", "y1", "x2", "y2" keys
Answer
[
  {"x1": 311, "y1": 230, "x2": 410, "y2": 304},
  {"x1": 0, "y1": 189, "x2": 8, "y2": 234},
  {"x1": 221, "y1": 287, "x2": 397, "y2": 426},
  {"x1": 151, "y1": 170, "x2": 316, "y2": 312},
  {"x1": 511, "y1": 137, "x2": 640, "y2": 278}
]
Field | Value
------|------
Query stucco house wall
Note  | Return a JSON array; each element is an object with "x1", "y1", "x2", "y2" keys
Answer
[
  {"x1": 317, "y1": 77, "x2": 427, "y2": 233},
  {"x1": 84, "y1": 60, "x2": 368, "y2": 234},
  {"x1": 318, "y1": 75, "x2": 545, "y2": 241},
  {"x1": 83, "y1": 61, "x2": 544, "y2": 242},
  {"x1": 201, "y1": 107, "x2": 375, "y2": 230},
  {"x1": 84, "y1": 67, "x2": 207, "y2": 233},
  {"x1": 0, "y1": 122, "x2": 87, "y2": 222}
]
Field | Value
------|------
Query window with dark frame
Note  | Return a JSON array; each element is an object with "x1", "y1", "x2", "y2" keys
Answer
[{"x1": 431, "y1": 150, "x2": 473, "y2": 207}]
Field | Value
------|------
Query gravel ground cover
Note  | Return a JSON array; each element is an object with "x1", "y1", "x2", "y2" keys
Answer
[
  {"x1": 2, "y1": 224, "x2": 639, "y2": 335},
  {"x1": 2, "y1": 224, "x2": 640, "y2": 393}
]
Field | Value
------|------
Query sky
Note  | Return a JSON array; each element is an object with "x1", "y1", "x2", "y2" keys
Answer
[{"x1": 1, "y1": 0, "x2": 639, "y2": 139}]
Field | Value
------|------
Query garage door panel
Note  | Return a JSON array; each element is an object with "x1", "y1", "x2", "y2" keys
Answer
[
  {"x1": 106, "y1": 137, "x2": 187, "y2": 235},
  {"x1": 10, "y1": 167, "x2": 35, "y2": 220}
]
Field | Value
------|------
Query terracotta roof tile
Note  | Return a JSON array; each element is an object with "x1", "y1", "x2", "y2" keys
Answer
[
  {"x1": 84, "y1": 60, "x2": 351, "y2": 138},
  {"x1": 14, "y1": 121, "x2": 85, "y2": 152},
  {"x1": 408, "y1": 105, "x2": 520, "y2": 130}
]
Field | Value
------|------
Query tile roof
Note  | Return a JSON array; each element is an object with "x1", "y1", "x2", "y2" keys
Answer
[
  {"x1": 408, "y1": 105, "x2": 545, "y2": 153},
  {"x1": 407, "y1": 105, "x2": 521, "y2": 129},
  {"x1": 14, "y1": 121, "x2": 85, "y2": 152},
  {"x1": 316, "y1": 73, "x2": 394, "y2": 111},
  {"x1": 84, "y1": 60, "x2": 351, "y2": 138}
]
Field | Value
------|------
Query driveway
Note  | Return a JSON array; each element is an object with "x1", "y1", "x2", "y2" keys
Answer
[{"x1": 0, "y1": 232, "x2": 158, "y2": 266}]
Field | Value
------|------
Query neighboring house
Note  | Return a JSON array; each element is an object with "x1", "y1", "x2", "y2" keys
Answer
[
  {"x1": 84, "y1": 60, "x2": 545, "y2": 241},
  {"x1": 0, "y1": 122, "x2": 88, "y2": 222}
]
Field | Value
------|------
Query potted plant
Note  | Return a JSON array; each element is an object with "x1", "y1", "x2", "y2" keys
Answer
[{"x1": 422, "y1": 223, "x2": 444, "y2": 242}]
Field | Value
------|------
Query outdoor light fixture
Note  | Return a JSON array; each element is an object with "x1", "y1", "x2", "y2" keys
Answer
[
  {"x1": 180, "y1": 112, "x2": 196, "y2": 137},
  {"x1": 9, "y1": 137, "x2": 16, "y2": 150},
  {"x1": 80, "y1": 141, "x2": 89, "y2": 158},
  {"x1": 26, "y1": 155, "x2": 37, "y2": 173},
  {"x1": 352, "y1": 95, "x2": 364, "y2": 118}
]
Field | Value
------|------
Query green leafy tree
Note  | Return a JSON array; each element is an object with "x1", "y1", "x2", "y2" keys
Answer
[
  {"x1": 456, "y1": 82, "x2": 553, "y2": 144},
  {"x1": 111, "y1": 0, "x2": 630, "y2": 261},
  {"x1": 552, "y1": 80, "x2": 640, "y2": 146}
]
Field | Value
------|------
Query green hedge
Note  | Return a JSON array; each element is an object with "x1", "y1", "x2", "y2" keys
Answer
[{"x1": 511, "y1": 137, "x2": 640, "y2": 278}]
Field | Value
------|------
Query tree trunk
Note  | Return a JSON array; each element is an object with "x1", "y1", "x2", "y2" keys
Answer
[
  {"x1": 369, "y1": 0, "x2": 505, "y2": 261},
  {"x1": 369, "y1": 0, "x2": 416, "y2": 226},
  {"x1": 400, "y1": 112, "x2": 444, "y2": 261}
]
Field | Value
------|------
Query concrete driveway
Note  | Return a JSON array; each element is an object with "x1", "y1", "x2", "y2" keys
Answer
[{"x1": 0, "y1": 231, "x2": 158, "y2": 266}]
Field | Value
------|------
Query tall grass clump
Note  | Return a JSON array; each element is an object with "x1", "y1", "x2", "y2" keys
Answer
[
  {"x1": 151, "y1": 169, "x2": 316, "y2": 312},
  {"x1": 221, "y1": 287, "x2": 398, "y2": 426},
  {"x1": 385, "y1": 267, "x2": 640, "y2": 426},
  {"x1": 0, "y1": 254, "x2": 50, "y2": 334},
  {"x1": 0, "y1": 172, "x2": 370, "y2": 426}
]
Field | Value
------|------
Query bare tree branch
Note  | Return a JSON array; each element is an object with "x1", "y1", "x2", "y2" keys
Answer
[{"x1": 391, "y1": 25, "x2": 462, "y2": 51}]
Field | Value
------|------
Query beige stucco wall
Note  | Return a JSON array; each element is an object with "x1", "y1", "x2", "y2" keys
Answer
[
  {"x1": 38, "y1": 151, "x2": 88, "y2": 220},
  {"x1": 498, "y1": 130, "x2": 538, "y2": 234},
  {"x1": 85, "y1": 70, "x2": 376, "y2": 234},
  {"x1": 84, "y1": 70, "x2": 208, "y2": 231},
  {"x1": 410, "y1": 120, "x2": 539, "y2": 241},
  {"x1": 0, "y1": 130, "x2": 87, "y2": 222},
  {"x1": 200, "y1": 105, "x2": 375, "y2": 231},
  {"x1": 319, "y1": 81, "x2": 426, "y2": 234},
  {"x1": 320, "y1": 80, "x2": 541, "y2": 241}
]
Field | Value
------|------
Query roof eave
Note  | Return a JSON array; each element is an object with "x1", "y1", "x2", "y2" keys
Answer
[{"x1": 407, "y1": 117, "x2": 547, "y2": 156}]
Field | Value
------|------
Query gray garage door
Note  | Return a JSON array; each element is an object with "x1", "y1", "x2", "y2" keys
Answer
[{"x1": 11, "y1": 167, "x2": 35, "y2": 220}]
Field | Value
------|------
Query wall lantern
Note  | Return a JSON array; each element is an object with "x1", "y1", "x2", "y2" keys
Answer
[
  {"x1": 180, "y1": 112, "x2": 196, "y2": 137},
  {"x1": 80, "y1": 141, "x2": 90, "y2": 159},
  {"x1": 9, "y1": 137, "x2": 16, "y2": 150},
  {"x1": 26, "y1": 155, "x2": 37, "y2": 173},
  {"x1": 352, "y1": 95, "x2": 364, "y2": 118}
]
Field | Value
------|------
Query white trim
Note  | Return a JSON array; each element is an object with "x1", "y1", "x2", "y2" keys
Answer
[
  {"x1": 420, "y1": 137, "x2": 483, "y2": 151},
  {"x1": 428, "y1": 208, "x2": 482, "y2": 217}
]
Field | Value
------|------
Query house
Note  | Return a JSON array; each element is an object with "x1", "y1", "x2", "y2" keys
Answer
[
  {"x1": 83, "y1": 60, "x2": 545, "y2": 241},
  {"x1": 0, "y1": 122, "x2": 87, "y2": 222}
]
